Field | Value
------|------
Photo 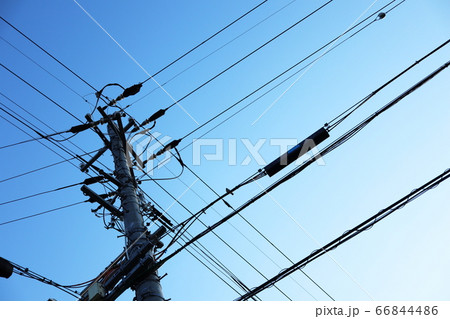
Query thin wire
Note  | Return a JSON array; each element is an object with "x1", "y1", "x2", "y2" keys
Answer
[
  {"x1": 0, "y1": 35, "x2": 92, "y2": 105},
  {"x1": 161, "y1": 0, "x2": 335, "y2": 113},
  {"x1": 0, "y1": 16, "x2": 97, "y2": 92},
  {"x1": 0, "y1": 91, "x2": 84, "y2": 147},
  {"x1": 0, "y1": 63, "x2": 82, "y2": 123},
  {"x1": 0, "y1": 100, "x2": 117, "y2": 197},
  {"x1": 140, "y1": 0, "x2": 269, "y2": 84},
  {"x1": 0, "y1": 129, "x2": 69, "y2": 150},
  {"x1": 0, "y1": 150, "x2": 99, "y2": 184},
  {"x1": 71, "y1": 0, "x2": 199, "y2": 125},
  {"x1": 129, "y1": 0, "x2": 299, "y2": 108},
  {"x1": 156, "y1": 57, "x2": 450, "y2": 269},
  {"x1": 141, "y1": 167, "x2": 293, "y2": 300},
  {"x1": 177, "y1": 0, "x2": 397, "y2": 142},
  {"x1": 0, "y1": 105, "x2": 81, "y2": 163},
  {"x1": 138, "y1": 187, "x2": 262, "y2": 300},
  {"x1": 0, "y1": 201, "x2": 86, "y2": 226},
  {"x1": 328, "y1": 30, "x2": 447, "y2": 131},
  {"x1": 0, "y1": 181, "x2": 82, "y2": 206},
  {"x1": 251, "y1": 0, "x2": 381, "y2": 125}
]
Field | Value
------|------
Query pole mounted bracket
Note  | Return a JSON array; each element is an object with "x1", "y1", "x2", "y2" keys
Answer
[{"x1": 81, "y1": 185, "x2": 122, "y2": 217}]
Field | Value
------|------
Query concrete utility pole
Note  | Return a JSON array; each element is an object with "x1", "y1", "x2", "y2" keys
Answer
[{"x1": 108, "y1": 123, "x2": 164, "y2": 301}]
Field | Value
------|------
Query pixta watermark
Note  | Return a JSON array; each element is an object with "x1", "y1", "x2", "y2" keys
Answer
[{"x1": 127, "y1": 131, "x2": 326, "y2": 175}]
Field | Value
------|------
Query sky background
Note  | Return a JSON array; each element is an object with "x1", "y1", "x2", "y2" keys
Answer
[{"x1": 0, "y1": 0, "x2": 449, "y2": 301}]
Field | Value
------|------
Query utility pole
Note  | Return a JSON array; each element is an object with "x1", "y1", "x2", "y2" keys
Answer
[{"x1": 107, "y1": 122, "x2": 164, "y2": 301}]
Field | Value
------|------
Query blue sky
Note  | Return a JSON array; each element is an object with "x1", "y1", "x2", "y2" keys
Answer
[{"x1": 0, "y1": 0, "x2": 449, "y2": 301}]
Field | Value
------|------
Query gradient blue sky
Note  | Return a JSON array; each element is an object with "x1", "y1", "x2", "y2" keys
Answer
[{"x1": 0, "y1": 0, "x2": 449, "y2": 301}]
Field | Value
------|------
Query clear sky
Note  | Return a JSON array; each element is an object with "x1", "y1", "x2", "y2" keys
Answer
[{"x1": 0, "y1": 0, "x2": 449, "y2": 301}]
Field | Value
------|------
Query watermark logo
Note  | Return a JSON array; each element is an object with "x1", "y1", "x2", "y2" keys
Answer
[
  {"x1": 127, "y1": 132, "x2": 325, "y2": 175},
  {"x1": 127, "y1": 130, "x2": 172, "y2": 175},
  {"x1": 192, "y1": 137, "x2": 325, "y2": 167}
]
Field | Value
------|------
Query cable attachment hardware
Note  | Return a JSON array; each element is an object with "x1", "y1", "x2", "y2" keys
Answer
[
  {"x1": 108, "y1": 83, "x2": 142, "y2": 106},
  {"x1": 376, "y1": 12, "x2": 386, "y2": 20},
  {"x1": 141, "y1": 109, "x2": 166, "y2": 126},
  {"x1": 143, "y1": 139, "x2": 181, "y2": 166}
]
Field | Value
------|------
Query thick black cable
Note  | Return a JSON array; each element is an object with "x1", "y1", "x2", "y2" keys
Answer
[
  {"x1": 9, "y1": 260, "x2": 86, "y2": 298},
  {"x1": 141, "y1": 0, "x2": 269, "y2": 84},
  {"x1": 12, "y1": 270, "x2": 80, "y2": 298},
  {"x1": 236, "y1": 167, "x2": 450, "y2": 300}
]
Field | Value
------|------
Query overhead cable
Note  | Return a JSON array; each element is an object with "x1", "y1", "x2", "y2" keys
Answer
[
  {"x1": 155, "y1": 58, "x2": 450, "y2": 267},
  {"x1": 236, "y1": 167, "x2": 450, "y2": 300}
]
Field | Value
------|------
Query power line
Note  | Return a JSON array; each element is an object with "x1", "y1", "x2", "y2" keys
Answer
[
  {"x1": 0, "y1": 150, "x2": 99, "y2": 184},
  {"x1": 0, "y1": 100, "x2": 117, "y2": 199},
  {"x1": 0, "y1": 201, "x2": 86, "y2": 226},
  {"x1": 155, "y1": 0, "x2": 335, "y2": 114},
  {"x1": 177, "y1": 0, "x2": 398, "y2": 141},
  {"x1": 6, "y1": 258, "x2": 95, "y2": 298},
  {"x1": 154, "y1": 58, "x2": 450, "y2": 268},
  {"x1": 0, "y1": 177, "x2": 102, "y2": 206},
  {"x1": 139, "y1": 0, "x2": 400, "y2": 175},
  {"x1": 0, "y1": 94, "x2": 119, "y2": 195},
  {"x1": 140, "y1": 0, "x2": 269, "y2": 84},
  {"x1": 130, "y1": 0, "x2": 299, "y2": 107},
  {"x1": 0, "y1": 16, "x2": 98, "y2": 92},
  {"x1": 0, "y1": 35, "x2": 93, "y2": 105},
  {"x1": 144, "y1": 176, "x2": 293, "y2": 300},
  {"x1": 236, "y1": 167, "x2": 450, "y2": 300},
  {"x1": 134, "y1": 186, "x2": 260, "y2": 298},
  {"x1": 0, "y1": 63, "x2": 83, "y2": 123},
  {"x1": 0, "y1": 129, "x2": 69, "y2": 150},
  {"x1": 131, "y1": 112, "x2": 329, "y2": 298}
]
